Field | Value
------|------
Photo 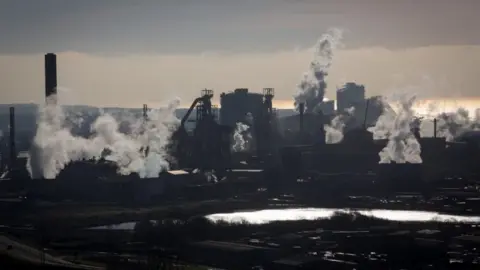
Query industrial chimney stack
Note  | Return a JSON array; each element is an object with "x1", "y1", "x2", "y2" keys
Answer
[
  {"x1": 143, "y1": 104, "x2": 148, "y2": 120},
  {"x1": 45, "y1": 53, "x2": 57, "y2": 102},
  {"x1": 299, "y1": 102, "x2": 305, "y2": 135},
  {"x1": 9, "y1": 107, "x2": 16, "y2": 170}
]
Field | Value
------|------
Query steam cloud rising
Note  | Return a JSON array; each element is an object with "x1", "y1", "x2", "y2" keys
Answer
[
  {"x1": 294, "y1": 28, "x2": 343, "y2": 113},
  {"x1": 232, "y1": 112, "x2": 254, "y2": 152},
  {"x1": 27, "y1": 95, "x2": 180, "y2": 179},
  {"x1": 232, "y1": 123, "x2": 251, "y2": 152},
  {"x1": 435, "y1": 108, "x2": 480, "y2": 141},
  {"x1": 325, "y1": 107, "x2": 355, "y2": 144},
  {"x1": 369, "y1": 94, "x2": 422, "y2": 164}
]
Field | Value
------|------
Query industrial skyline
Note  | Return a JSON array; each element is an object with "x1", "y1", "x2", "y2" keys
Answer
[{"x1": 2, "y1": 2, "x2": 480, "y2": 269}]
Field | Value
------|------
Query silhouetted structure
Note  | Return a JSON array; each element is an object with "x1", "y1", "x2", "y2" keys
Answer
[
  {"x1": 9, "y1": 107, "x2": 15, "y2": 171},
  {"x1": 336, "y1": 83, "x2": 365, "y2": 112},
  {"x1": 143, "y1": 104, "x2": 148, "y2": 120},
  {"x1": 172, "y1": 90, "x2": 232, "y2": 174},
  {"x1": 255, "y1": 88, "x2": 279, "y2": 158},
  {"x1": 298, "y1": 103, "x2": 305, "y2": 137},
  {"x1": 279, "y1": 111, "x2": 326, "y2": 147},
  {"x1": 318, "y1": 100, "x2": 335, "y2": 115},
  {"x1": 220, "y1": 88, "x2": 263, "y2": 128},
  {"x1": 45, "y1": 53, "x2": 57, "y2": 100}
]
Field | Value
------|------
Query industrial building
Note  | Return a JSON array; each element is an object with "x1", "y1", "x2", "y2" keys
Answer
[
  {"x1": 219, "y1": 88, "x2": 263, "y2": 128},
  {"x1": 336, "y1": 83, "x2": 365, "y2": 113},
  {"x1": 348, "y1": 96, "x2": 389, "y2": 129},
  {"x1": 317, "y1": 100, "x2": 335, "y2": 115},
  {"x1": 2, "y1": 52, "x2": 478, "y2": 201}
]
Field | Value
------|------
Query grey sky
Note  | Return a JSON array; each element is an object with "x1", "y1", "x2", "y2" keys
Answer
[
  {"x1": 1, "y1": 0, "x2": 479, "y2": 54},
  {"x1": 1, "y1": 0, "x2": 480, "y2": 107}
]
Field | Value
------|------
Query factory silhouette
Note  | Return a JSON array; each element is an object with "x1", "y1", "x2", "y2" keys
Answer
[
  {"x1": 1, "y1": 53, "x2": 480, "y2": 269},
  {"x1": 0, "y1": 53, "x2": 388, "y2": 183},
  {"x1": 0, "y1": 53, "x2": 479, "y2": 198}
]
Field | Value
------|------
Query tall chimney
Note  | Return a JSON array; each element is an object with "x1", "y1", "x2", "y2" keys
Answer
[
  {"x1": 143, "y1": 104, "x2": 148, "y2": 120},
  {"x1": 45, "y1": 53, "x2": 57, "y2": 101},
  {"x1": 9, "y1": 107, "x2": 16, "y2": 169},
  {"x1": 433, "y1": 118, "x2": 437, "y2": 138},
  {"x1": 299, "y1": 102, "x2": 305, "y2": 134}
]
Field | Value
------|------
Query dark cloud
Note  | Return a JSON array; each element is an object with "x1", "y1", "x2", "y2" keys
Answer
[{"x1": 1, "y1": 0, "x2": 479, "y2": 54}]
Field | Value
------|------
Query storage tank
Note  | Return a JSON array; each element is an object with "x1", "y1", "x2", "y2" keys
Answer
[{"x1": 219, "y1": 88, "x2": 263, "y2": 128}]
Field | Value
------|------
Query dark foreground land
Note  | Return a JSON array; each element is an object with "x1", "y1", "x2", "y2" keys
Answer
[
  {"x1": 1, "y1": 176, "x2": 480, "y2": 269},
  {"x1": 3, "y1": 212, "x2": 480, "y2": 269}
]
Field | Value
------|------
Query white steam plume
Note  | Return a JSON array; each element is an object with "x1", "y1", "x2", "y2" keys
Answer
[
  {"x1": 369, "y1": 94, "x2": 422, "y2": 164},
  {"x1": 27, "y1": 95, "x2": 180, "y2": 179},
  {"x1": 325, "y1": 107, "x2": 355, "y2": 144},
  {"x1": 27, "y1": 95, "x2": 94, "y2": 179},
  {"x1": 232, "y1": 122, "x2": 251, "y2": 152},
  {"x1": 294, "y1": 28, "x2": 343, "y2": 113},
  {"x1": 414, "y1": 101, "x2": 480, "y2": 140},
  {"x1": 436, "y1": 108, "x2": 480, "y2": 141},
  {"x1": 232, "y1": 112, "x2": 254, "y2": 152}
]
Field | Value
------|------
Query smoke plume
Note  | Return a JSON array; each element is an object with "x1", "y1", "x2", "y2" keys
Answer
[
  {"x1": 294, "y1": 28, "x2": 343, "y2": 113},
  {"x1": 27, "y1": 95, "x2": 180, "y2": 179},
  {"x1": 369, "y1": 94, "x2": 422, "y2": 164},
  {"x1": 232, "y1": 112, "x2": 254, "y2": 152},
  {"x1": 232, "y1": 122, "x2": 251, "y2": 152},
  {"x1": 435, "y1": 108, "x2": 480, "y2": 141},
  {"x1": 325, "y1": 107, "x2": 355, "y2": 144},
  {"x1": 414, "y1": 101, "x2": 480, "y2": 140}
]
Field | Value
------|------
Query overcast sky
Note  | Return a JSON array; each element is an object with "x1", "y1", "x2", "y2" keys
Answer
[{"x1": 1, "y1": 0, "x2": 479, "y2": 107}]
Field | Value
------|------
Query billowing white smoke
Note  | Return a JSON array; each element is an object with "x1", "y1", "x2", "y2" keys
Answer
[
  {"x1": 232, "y1": 112, "x2": 254, "y2": 152},
  {"x1": 232, "y1": 122, "x2": 251, "y2": 152},
  {"x1": 294, "y1": 28, "x2": 343, "y2": 113},
  {"x1": 27, "y1": 95, "x2": 180, "y2": 179},
  {"x1": 436, "y1": 108, "x2": 480, "y2": 141},
  {"x1": 368, "y1": 94, "x2": 422, "y2": 164},
  {"x1": 63, "y1": 109, "x2": 86, "y2": 131},
  {"x1": 325, "y1": 107, "x2": 355, "y2": 144},
  {"x1": 27, "y1": 95, "x2": 93, "y2": 179}
]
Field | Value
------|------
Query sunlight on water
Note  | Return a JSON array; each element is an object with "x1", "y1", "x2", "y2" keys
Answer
[
  {"x1": 89, "y1": 222, "x2": 138, "y2": 230},
  {"x1": 206, "y1": 208, "x2": 480, "y2": 225},
  {"x1": 88, "y1": 208, "x2": 480, "y2": 230}
]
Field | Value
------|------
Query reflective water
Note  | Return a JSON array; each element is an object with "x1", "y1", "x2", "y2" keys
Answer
[
  {"x1": 89, "y1": 220, "x2": 157, "y2": 230},
  {"x1": 206, "y1": 208, "x2": 480, "y2": 225},
  {"x1": 89, "y1": 222, "x2": 138, "y2": 230},
  {"x1": 88, "y1": 208, "x2": 480, "y2": 230}
]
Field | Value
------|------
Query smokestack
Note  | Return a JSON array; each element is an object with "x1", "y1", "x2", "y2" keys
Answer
[
  {"x1": 433, "y1": 118, "x2": 437, "y2": 138},
  {"x1": 9, "y1": 107, "x2": 16, "y2": 169},
  {"x1": 45, "y1": 53, "x2": 57, "y2": 101},
  {"x1": 143, "y1": 104, "x2": 148, "y2": 120},
  {"x1": 363, "y1": 99, "x2": 370, "y2": 129},
  {"x1": 299, "y1": 102, "x2": 305, "y2": 134}
]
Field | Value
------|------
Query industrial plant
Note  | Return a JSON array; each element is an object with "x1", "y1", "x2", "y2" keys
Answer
[{"x1": 1, "y1": 50, "x2": 480, "y2": 269}]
